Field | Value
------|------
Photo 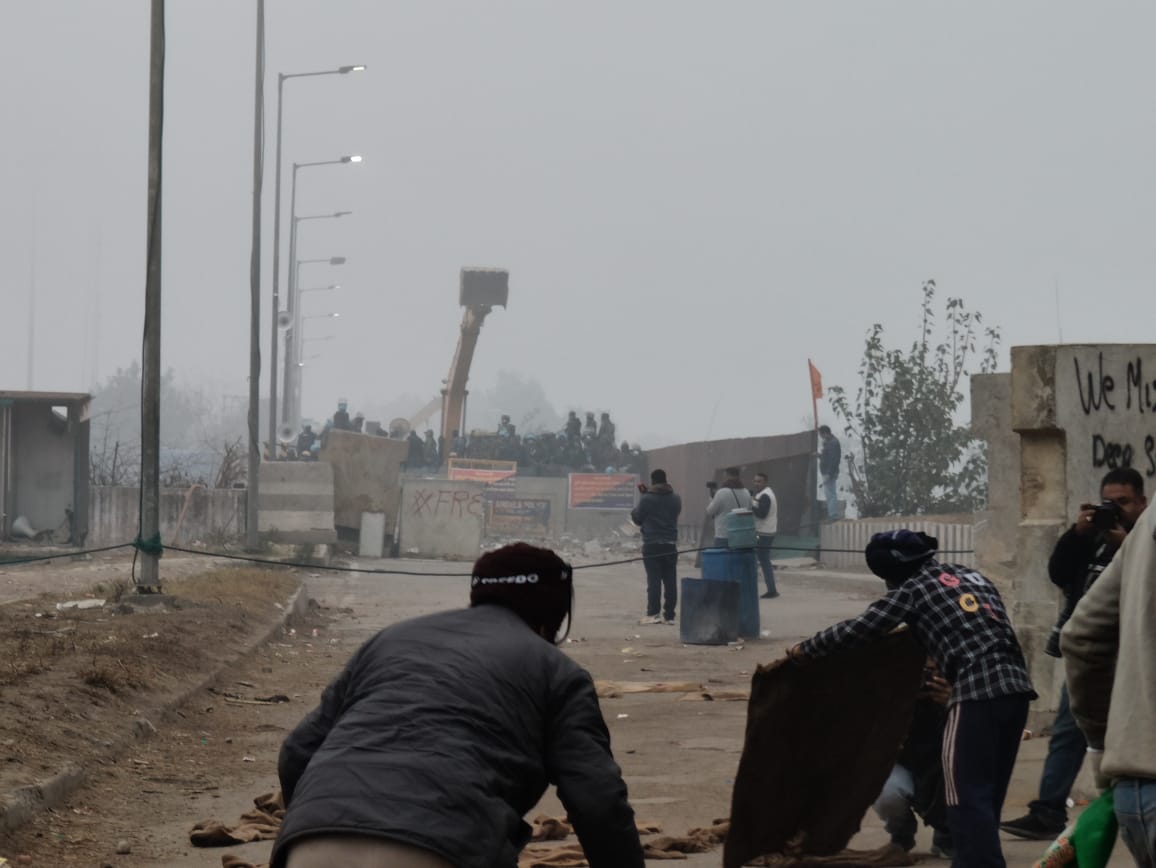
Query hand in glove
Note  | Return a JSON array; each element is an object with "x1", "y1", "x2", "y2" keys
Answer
[{"x1": 1087, "y1": 748, "x2": 1111, "y2": 791}]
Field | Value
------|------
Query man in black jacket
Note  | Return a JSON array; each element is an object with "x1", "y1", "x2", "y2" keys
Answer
[
  {"x1": 1002, "y1": 467, "x2": 1147, "y2": 841},
  {"x1": 818, "y1": 425, "x2": 841, "y2": 521},
  {"x1": 631, "y1": 469, "x2": 682, "y2": 625},
  {"x1": 272, "y1": 543, "x2": 645, "y2": 868}
]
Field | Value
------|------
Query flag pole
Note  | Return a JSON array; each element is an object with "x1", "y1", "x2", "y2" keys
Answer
[{"x1": 806, "y1": 359, "x2": 822, "y2": 538}]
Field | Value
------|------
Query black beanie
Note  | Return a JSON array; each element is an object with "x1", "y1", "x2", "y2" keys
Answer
[
  {"x1": 470, "y1": 543, "x2": 572, "y2": 641},
  {"x1": 650, "y1": 469, "x2": 667, "y2": 485},
  {"x1": 864, "y1": 530, "x2": 938, "y2": 586}
]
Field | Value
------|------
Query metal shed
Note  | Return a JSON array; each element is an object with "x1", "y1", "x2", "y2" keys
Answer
[{"x1": 0, "y1": 391, "x2": 91, "y2": 544}]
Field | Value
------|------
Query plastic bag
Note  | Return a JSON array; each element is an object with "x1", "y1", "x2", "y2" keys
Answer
[{"x1": 1032, "y1": 789, "x2": 1118, "y2": 868}]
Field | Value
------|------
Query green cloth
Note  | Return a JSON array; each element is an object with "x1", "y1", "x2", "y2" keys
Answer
[{"x1": 1033, "y1": 788, "x2": 1117, "y2": 868}]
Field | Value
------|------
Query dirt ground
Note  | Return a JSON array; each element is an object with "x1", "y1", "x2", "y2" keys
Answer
[
  {"x1": 0, "y1": 565, "x2": 299, "y2": 803},
  {"x1": 0, "y1": 553, "x2": 1135, "y2": 867}
]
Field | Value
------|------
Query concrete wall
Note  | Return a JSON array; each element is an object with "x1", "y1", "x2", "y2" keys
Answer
[
  {"x1": 257, "y1": 461, "x2": 337, "y2": 544},
  {"x1": 973, "y1": 344, "x2": 1156, "y2": 716},
  {"x1": 645, "y1": 430, "x2": 815, "y2": 541},
  {"x1": 319, "y1": 430, "x2": 408, "y2": 532},
  {"x1": 819, "y1": 517, "x2": 975, "y2": 570},
  {"x1": 88, "y1": 485, "x2": 246, "y2": 547},
  {"x1": 398, "y1": 479, "x2": 485, "y2": 560},
  {"x1": 499, "y1": 476, "x2": 567, "y2": 539},
  {"x1": 971, "y1": 373, "x2": 1020, "y2": 592}
]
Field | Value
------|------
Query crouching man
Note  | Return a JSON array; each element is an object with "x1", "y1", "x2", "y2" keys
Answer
[
  {"x1": 790, "y1": 530, "x2": 1035, "y2": 868},
  {"x1": 271, "y1": 543, "x2": 645, "y2": 868},
  {"x1": 874, "y1": 660, "x2": 954, "y2": 859}
]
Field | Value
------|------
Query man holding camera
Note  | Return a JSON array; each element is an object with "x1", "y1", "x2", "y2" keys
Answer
[{"x1": 1001, "y1": 467, "x2": 1147, "y2": 841}]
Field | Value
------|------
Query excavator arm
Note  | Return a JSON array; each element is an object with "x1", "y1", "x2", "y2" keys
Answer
[
  {"x1": 439, "y1": 268, "x2": 509, "y2": 447},
  {"x1": 440, "y1": 304, "x2": 492, "y2": 445}
]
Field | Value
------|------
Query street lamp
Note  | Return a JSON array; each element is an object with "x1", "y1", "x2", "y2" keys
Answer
[
  {"x1": 267, "y1": 59, "x2": 364, "y2": 453},
  {"x1": 283, "y1": 254, "x2": 347, "y2": 429},
  {"x1": 303, "y1": 312, "x2": 340, "y2": 321},
  {"x1": 299, "y1": 283, "x2": 340, "y2": 294}
]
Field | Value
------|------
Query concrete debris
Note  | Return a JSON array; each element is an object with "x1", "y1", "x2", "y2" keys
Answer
[{"x1": 55, "y1": 599, "x2": 106, "y2": 611}]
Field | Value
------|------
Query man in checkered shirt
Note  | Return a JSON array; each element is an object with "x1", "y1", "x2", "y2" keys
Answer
[{"x1": 792, "y1": 530, "x2": 1036, "y2": 868}]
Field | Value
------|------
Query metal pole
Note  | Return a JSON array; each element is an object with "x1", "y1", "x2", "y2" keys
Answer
[
  {"x1": 245, "y1": 0, "x2": 264, "y2": 552},
  {"x1": 281, "y1": 165, "x2": 299, "y2": 432},
  {"x1": 138, "y1": 0, "x2": 165, "y2": 590},
  {"x1": 292, "y1": 256, "x2": 303, "y2": 422},
  {"x1": 26, "y1": 240, "x2": 35, "y2": 390},
  {"x1": 267, "y1": 72, "x2": 285, "y2": 458}
]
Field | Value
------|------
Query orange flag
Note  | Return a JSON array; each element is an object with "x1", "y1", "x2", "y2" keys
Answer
[{"x1": 808, "y1": 359, "x2": 823, "y2": 400}]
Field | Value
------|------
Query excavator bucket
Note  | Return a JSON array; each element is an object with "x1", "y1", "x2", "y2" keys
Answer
[{"x1": 460, "y1": 267, "x2": 509, "y2": 308}]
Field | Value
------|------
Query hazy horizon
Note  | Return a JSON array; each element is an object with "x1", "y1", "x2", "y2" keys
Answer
[{"x1": 4, "y1": 2, "x2": 1155, "y2": 448}]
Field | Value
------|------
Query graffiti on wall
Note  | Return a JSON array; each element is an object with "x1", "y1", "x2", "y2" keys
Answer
[
  {"x1": 1073, "y1": 352, "x2": 1156, "y2": 476},
  {"x1": 408, "y1": 487, "x2": 485, "y2": 518}
]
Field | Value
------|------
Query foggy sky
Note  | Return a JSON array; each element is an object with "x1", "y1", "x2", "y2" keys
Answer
[{"x1": 3, "y1": 2, "x2": 1155, "y2": 448}]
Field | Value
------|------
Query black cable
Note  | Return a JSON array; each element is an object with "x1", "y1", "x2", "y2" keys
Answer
[
  {"x1": 0, "y1": 540, "x2": 976, "y2": 575},
  {"x1": 0, "y1": 543, "x2": 136, "y2": 567}
]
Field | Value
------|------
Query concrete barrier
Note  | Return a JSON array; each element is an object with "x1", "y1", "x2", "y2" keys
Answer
[
  {"x1": 398, "y1": 479, "x2": 485, "y2": 560},
  {"x1": 319, "y1": 430, "x2": 408, "y2": 533},
  {"x1": 257, "y1": 462, "x2": 337, "y2": 544},
  {"x1": 819, "y1": 517, "x2": 974, "y2": 570}
]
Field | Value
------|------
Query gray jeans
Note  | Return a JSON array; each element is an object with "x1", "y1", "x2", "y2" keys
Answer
[{"x1": 285, "y1": 834, "x2": 454, "y2": 868}]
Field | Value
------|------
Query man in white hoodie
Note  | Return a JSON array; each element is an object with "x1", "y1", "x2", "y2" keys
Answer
[{"x1": 1062, "y1": 504, "x2": 1156, "y2": 867}]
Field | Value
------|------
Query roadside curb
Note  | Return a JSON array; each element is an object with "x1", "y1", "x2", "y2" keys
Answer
[{"x1": 0, "y1": 582, "x2": 310, "y2": 836}]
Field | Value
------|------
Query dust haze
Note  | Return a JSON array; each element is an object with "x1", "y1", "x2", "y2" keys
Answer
[{"x1": 3, "y1": 1, "x2": 1154, "y2": 447}]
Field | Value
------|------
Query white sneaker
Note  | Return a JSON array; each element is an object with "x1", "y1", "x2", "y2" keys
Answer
[
  {"x1": 638, "y1": 614, "x2": 662, "y2": 625},
  {"x1": 662, "y1": 617, "x2": 676, "y2": 625}
]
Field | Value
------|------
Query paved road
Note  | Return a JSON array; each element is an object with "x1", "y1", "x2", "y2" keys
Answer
[{"x1": 1, "y1": 555, "x2": 1132, "y2": 867}]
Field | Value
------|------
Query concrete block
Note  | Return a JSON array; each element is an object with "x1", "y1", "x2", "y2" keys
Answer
[
  {"x1": 398, "y1": 479, "x2": 485, "y2": 560},
  {"x1": 1011, "y1": 345, "x2": 1059, "y2": 432},
  {"x1": 359, "y1": 511, "x2": 386, "y2": 558},
  {"x1": 257, "y1": 461, "x2": 337, "y2": 544},
  {"x1": 319, "y1": 430, "x2": 408, "y2": 532}
]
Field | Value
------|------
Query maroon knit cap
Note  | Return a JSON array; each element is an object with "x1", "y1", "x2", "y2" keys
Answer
[{"x1": 470, "y1": 543, "x2": 573, "y2": 641}]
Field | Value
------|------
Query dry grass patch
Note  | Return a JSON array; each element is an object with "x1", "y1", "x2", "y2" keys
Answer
[
  {"x1": 164, "y1": 566, "x2": 298, "y2": 608},
  {"x1": 0, "y1": 565, "x2": 301, "y2": 792}
]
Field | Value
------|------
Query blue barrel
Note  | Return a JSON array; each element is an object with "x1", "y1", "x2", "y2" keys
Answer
[
  {"x1": 725, "y1": 510, "x2": 757, "y2": 549},
  {"x1": 701, "y1": 547, "x2": 731, "y2": 581},
  {"x1": 679, "y1": 578, "x2": 740, "y2": 645},
  {"x1": 727, "y1": 549, "x2": 761, "y2": 638}
]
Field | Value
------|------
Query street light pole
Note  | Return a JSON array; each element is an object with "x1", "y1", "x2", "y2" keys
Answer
[
  {"x1": 245, "y1": 0, "x2": 265, "y2": 553},
  {"x1": 268, "y1": 65, "x2": 364, "y2": 457},
  {"x1": 281, "y1": 159, "x2": 358, "y2": 435},
  {"x1": 286, "y1": 256, "x2": 345, "y2": 426}
]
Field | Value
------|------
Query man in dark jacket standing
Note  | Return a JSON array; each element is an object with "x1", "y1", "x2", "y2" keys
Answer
[
  {"x1": 631, "y1": 469, "x2": 682, "y2": 625},
  {"x1": 818, "y1": 425, "x2": 841, "y2": 520},
  {"x1": 272, "y1": 543, "x2": 645, "y2": 868},
  {"x1": 1001, "y1": 467, "x2": 1146, "y2": 841}
]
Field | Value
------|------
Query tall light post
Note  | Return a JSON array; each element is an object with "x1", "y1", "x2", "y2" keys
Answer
[
  {"x1": 268, "y1": 64, "x2": 363, "y2": 456},
  {"x1": 283, "y1": 256, "x2": 346, "y2": 433},
  {"x1": 295, "y1": 326, "x2": 338, "y2": 422},
  {"x1": 279, "y1": 156, "x2": 359, "y2": 436}
]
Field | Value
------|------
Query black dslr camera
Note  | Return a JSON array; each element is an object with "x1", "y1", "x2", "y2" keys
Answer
[{"x1": 1091, "y1": 500, "x2": 1123, "y2": 532}]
